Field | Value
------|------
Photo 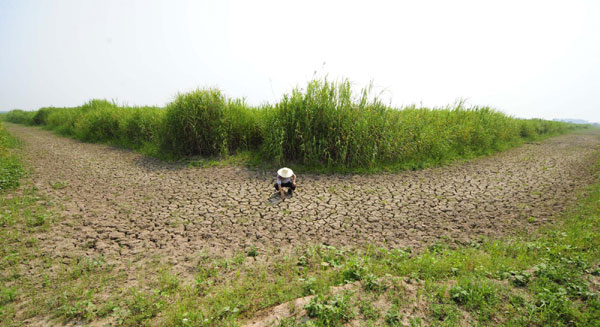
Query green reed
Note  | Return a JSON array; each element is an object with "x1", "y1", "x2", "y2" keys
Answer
[{"x1": 1, "y1": 79, "x2": 580, "y2": 171}]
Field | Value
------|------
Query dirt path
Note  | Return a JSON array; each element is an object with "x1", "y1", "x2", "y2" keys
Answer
[{"x1": 6, "y1": 124, "x2": 600, "y2": 272}]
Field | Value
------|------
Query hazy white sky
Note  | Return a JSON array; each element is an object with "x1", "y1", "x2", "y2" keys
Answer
[{"x1": 1, "y1": 0, "x2": 599, "y2": 122}]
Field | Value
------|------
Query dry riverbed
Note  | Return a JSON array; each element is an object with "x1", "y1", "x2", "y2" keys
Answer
[{"x1": 5, "y1": 124, "x2": 600, "y2": 279}]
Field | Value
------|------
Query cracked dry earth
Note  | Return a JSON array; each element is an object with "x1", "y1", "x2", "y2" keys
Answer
[{"x1": 6, "y1": 124, "x2": 600, "y2": 275}]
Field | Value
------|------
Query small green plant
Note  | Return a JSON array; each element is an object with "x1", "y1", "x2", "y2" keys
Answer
[
  {"x1": 233, "y1": 251, "x2": 246, "y2": 265},
  {"x1": 247, "y1": 245, "x2": 258, "y2": 257},
  {"x1": 120, "y1": 289, "x2": 164, "y2": 326},
  {"x1": 427, "y1": 242, "x2": 445, "y2": 254},
  {"x1": 409, "y1": 317, "x2": 423, "y2": 327},
  {"x1": 25, "y1": 213, "x2": 48, "y2": 227},
  {"x1": 277, "y1": 317, "x2": 302, "y2": 327},
  {"x1": 508, "y1": 271, "x2": 531, "y2": 287},
  {"x1": 429, "y1": 302, "x2": 461, "y2": 326},
  {"x1": 359, "y1": 299, "x2": 380, "y2": 321},
  {"x1": 385, "y1": 306, "x2": 403, "y2": 326},
  {"x1": 450, "y1": 278, "x2": 499, "y2": 321},
  {"x1": 158, "y1": 271, "x2": 180, "y2": 295},
  {"x1": 57, "y1": 299, "x2": 100, "y2": 321},
  {"x1": 297, "y1": 255, "x2": 308, "y2": 267},
  {"x1": 341, "y1": 257, "x2": 367, "y2": 282},
  {"x1": 363, "y1": 273, "x2": 385, "y2": 292},
  {"x1": 304, "y1": 292, "x2": 354, "y2": 327},
  {"x1": 0, "y1": 286, "x2": 17, "y2": 305},
  {"x1": 300, "y1": 276, "x2": 317, "y2": 296}
]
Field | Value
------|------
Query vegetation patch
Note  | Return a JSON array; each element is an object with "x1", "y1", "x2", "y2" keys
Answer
[
  {"x1": 0, "y1": 78, "x2": 583, "y2": 172},
  {"x1": 0, "y1": 113, "x2": 598, "y2": 326},
  {"x1": 0, "y1": 122, "x2": 24, "y2": 191},
  {"x1": 304, "y1": 292, "x2": 354, "y2": 327}
]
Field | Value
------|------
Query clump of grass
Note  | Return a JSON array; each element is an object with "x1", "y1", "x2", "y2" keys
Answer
[
  {"x1": 69, "y1": 100, "x2": 165, "y2": 149},
  {"x1": 31, "y1": 107, "x2": 58, "y2": 126},
  {"x1": 3, "y1": 110, "x2": 35, "y2": 125},
  {"x1": 0, "y1": 286, "x2": 17, "y2": 305},
  {"x1": 262, "y1": 79, "x2": 381, "y2": 167},
  {"x1": 161, "y1": 89, "x2": 262, "y2": 156},
  {"x1": 341, "y1": 257, "x2": 368, "y2": 282},
  {"x1": 428, "y1": 302, "x2": 461, "y2": 326},
  {"x1": 358, "y1": 299, "x2": 380, "y2": 321},
  {"x1": 118, "y1": 106, "x2": 164, "y2": 148},
  {"x1": 384, "y1": 305, "x2": 403, "y2": 326},
  {"x1": 300, "y1": 276, "x2": 317, "y2": 295},
  {"x1": 304, "y1": 292, "x2": 354, "y2": 327},
  {"x1": 449, "y1": 278, "x2": 500, "y2": 321},
  {"x1": 247, "y1": 245, "x2": 259, "y2": 257},
  {"x1": 73, "y1": 100, "x2": 122, "y2": 142},
  {"x1": 7, "y1": 100, "x2": 167, "y2": 153},
  {"x1": 0, "y1": 122, "x2": 24, "y2": 191},
  {"x1": 363, "y1": 273, "x2": 385, "y2": 292},
  {"x1": 261, "y1": 79, "x2": 580, "y2": 170},
  {"x1": 161, "y1": 89, "x2": 227, "y2": 156}
]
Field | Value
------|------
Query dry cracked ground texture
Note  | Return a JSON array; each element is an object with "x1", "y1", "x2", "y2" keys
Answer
[{"x1": 5, "y1": 124, "x2": 600, "y2": 274}]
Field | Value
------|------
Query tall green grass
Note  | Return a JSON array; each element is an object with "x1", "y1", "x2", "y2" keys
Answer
[
  {"x1": 1, "y1": 79, "x2": 581, "y2": 171},
  {"x1": 262, "y1": 79, "x2": 579, "y2": 169},
  {"x1": 3, "y1": 110, "x2": 35, "y2": 125},
  {"x1": 4, "y1": 100, "x2": 166, "y2": 152},
  {"x1": 161, "y1": 89, "x2": 262, "y2": 156}
]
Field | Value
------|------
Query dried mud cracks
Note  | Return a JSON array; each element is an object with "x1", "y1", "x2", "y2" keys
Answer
[{"x1": 6, "y1": 124, "x2": 600, "y2": 273}]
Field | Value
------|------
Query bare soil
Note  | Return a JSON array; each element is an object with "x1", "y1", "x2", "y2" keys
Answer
[{"x1": 5, "y1": 124, "x2": 600, "y2": 276}]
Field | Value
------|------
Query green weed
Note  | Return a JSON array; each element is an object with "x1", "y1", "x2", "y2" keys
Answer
[
  {"x1": 341, "y1": 257, "x2": 368, "y2": 282},
  {"x1": 429, "y1": 302, "x2": 461, "y2": 326},
  {"x1": 300, "y1": 276, "x2": 317, "y2": 296},
  {"x1": 119, "y1": 289, "x2": 164, "y2": 326},
  {"x1": 359, "y1": 299, "x2": 380, "y2": 321},
  {"x1": 247, "y1": 245, "x2": 258, "y2": 257},
  {"x1": 449, "y1": 278, "x2": 500, "y2": 321},
  {"x1": 384, "y1": 305, "x2": 403, "y2": 326},
  {"x1": 0, "y1": 286, "x2": 17, "y2": 305},
  {"x1": 304, "y1": 292, "x2": 354, "y2": 327}
]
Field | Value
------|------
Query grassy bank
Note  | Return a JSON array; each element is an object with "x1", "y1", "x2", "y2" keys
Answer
[{"x1": 1, "y1": 79, "x2": 581, "y2": 172}]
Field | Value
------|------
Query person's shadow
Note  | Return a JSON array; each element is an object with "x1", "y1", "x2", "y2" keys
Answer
[{"x1": 267, "y1": 191, "x2": 292, "y2": 204}]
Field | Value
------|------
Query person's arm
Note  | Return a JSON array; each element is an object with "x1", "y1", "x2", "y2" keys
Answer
[
  {"x1": 292, "y1": 173, "x2": 296, "y2": 187},
  {"x1": 277, "y1": 175, "x2": 285, "y2": 199}
]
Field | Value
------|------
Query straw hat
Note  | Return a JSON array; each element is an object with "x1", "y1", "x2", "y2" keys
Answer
[{"x1": 277, "y1": 167, "x2": 294, "y2": 178}]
